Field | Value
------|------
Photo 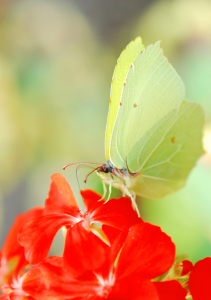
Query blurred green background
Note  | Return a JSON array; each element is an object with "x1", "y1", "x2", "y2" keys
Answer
[{"x1": 0, "y1": 0, "x2": 211, "y2": 263}]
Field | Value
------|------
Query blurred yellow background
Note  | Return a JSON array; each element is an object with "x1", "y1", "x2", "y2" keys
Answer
[{"x1": 0, "y1": 0, "x2": 211, "y2": 262}]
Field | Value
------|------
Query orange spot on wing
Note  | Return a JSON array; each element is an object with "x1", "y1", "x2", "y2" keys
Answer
[{"x1": 171, "y1": 136, "x2": 175, "y2": 143}]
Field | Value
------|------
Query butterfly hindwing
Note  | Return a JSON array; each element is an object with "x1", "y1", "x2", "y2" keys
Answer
[{"x1": 127, "y1": 101, "x2": 204, "y2": 199}]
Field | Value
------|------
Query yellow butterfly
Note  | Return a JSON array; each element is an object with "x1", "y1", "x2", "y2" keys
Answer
[{"x1": 64, "y1": 37, "x2": 204, "y2": 213}]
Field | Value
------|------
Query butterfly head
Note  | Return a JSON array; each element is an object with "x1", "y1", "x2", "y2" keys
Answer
[{"x1": 96, "y1": 161, "x2": 127, "y2": 186}]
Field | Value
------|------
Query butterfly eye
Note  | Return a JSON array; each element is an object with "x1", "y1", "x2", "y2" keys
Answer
[{"x1": 103, "y1": 167, "x2": 109, "y2": 173}]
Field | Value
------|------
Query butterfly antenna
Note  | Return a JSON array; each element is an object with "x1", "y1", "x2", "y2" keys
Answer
[
  {"x1": 75, "y1": 165, "x2": 95, "y2": 191},
  {"x1": 63, "y1": 162, "x2": 101, "y2": 170},
  {"x1": 84, "y1": 166, "x2": 101, "y2": 184},
  {"x1": 75, "y1": 165, "x2": 82, "y2": 192}
]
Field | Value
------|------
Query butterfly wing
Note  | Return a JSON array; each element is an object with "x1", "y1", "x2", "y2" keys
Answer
[
  {"x1": 105, "y1": 37, "x2": 144, "y2": 161},
  {"x1": 110, "y1": 41, "x2": 185, "y2": 169},
  {"x1": 127, "y1": 101, "x2": 204, "y2": 199}
]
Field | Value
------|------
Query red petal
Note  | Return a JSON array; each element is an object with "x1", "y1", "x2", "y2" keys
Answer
[
  {"x1": 37, "y1": 257, "x2": 102, "y2": 300},
  {"x1": 154, "y1": 281, "x2": 187, "y2": 300},
  {"x1": 23, "y1": 257, "x2": 64, "y2": 299},
  {"x1": 38, "y1": 256, "x2": 64, "y2": 283},
  {"x1": 116, "y1": 222, "x2": 175, "y2": 280},
  {"x1": 181, "y1": 260, "x2": 193, "y2": 276},
  {"x1": 2, "y1": 207, "x2": 43, "y2": 260},
  {"x1": 109, "y1": 276, "x2": 159, "y2": 300},
  {"x1": 0, "y1": 250, "x2": 2, "y2": 267},
  {"x1": 22, "y1": 267, "x2": 42, "y2": 298},
  {"x1": 45, "y1": 173, "x2": 82, "y2": 218},
  {"x1": 81, "y1": 189, "x2": 104, "y2": 214},
  {"x1": 18, "y1": 214, "x2": 74, "y2": 264},
  {"x1": 44, "y1": 255, "x2": 63, "y2": 267},
  {"x1": 13, "y1": 250, "x2": 29, "y2": 278},
  {"x1": 41, "y1": 280, "x2": 101, "y2": 300},
  {"x1": 91, "y1": 197, "x2": 140, "y2": 230},
  {"x1": 78, "y1": 270, "x2": 97, "y2": 282},
  {"x1": 189, "y1": 257, "x2": 211, "y2": 299},
  {"x1": 96, "y1": 226, "x2": 127, "y2": 279},
  {"x1": 102, "y1": 225, "x2": 124, "y2": 245},
  {"x1": 0, "y1": 295, "x2": 10, "y2": 300},
  {"x1": 63, "y1": 221, "x2": 108, "y2": 277}
]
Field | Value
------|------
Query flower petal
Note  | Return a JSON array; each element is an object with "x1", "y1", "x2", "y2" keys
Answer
[
  {"x1": 153, "y1": 281, "x2": 187, "y2": 300},
  {"x1": 63, "y1": 221, "x2": 108, "y2": 277},
  {"x1": 23, "y1": 257, "x2": 63, "y2": 299},
  {"x1": 90, "y1": 224, "x2": 110, "y2": 246},
  {"x1": 18, "y1": 214, "x2": 74, "y2": 264},
  {"x1": 81, "y1": 189, "x2": 104, "y2": 214},
  {"x1": 96, "y1": 225, "x2": 127, "y2": 279},
  {"x1": 22, "y1": 267, "x2": 42, "y2": 299},
  {"x1": 109, "y1": 276, "x2": 159, "y2": 300},
  {"x1": 189, "y1": 257, "x2": 211, "y2": 299},
  {"x1": 181, "y1": 260, "x2": 193, "y2": 276},
  {"x1": 116, "y1": 222, "x2": 175, "y2": 280},
  {"x1": 0, "y1": 295, "x2": 10, "y2": 300},
  {"x1": 0, "y1": 250, "x2": 2, "y2": 267},
  {"x1": 37, "y1": 256, "x2": 102, "y2": 300},
  {"x1": 102, "y1": 225, "x2": 123, "y2": 244},
  {"x1": 91, "y1": 197, "x2": 140, "y2": 230},
  {"x1": 2, "y1": 207, "x2": 44, "y2": 260},
  {"x1": 45, "y1": 173, "x2": 82, "y2": 218}
]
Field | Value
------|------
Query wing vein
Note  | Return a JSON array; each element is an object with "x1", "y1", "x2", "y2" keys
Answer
[{"x1": 138, "y1": 111, "x2": 181, "y2": 168}]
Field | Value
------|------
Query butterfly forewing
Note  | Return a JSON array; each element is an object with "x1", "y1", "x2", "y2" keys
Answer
[
  {"x1": 109, "y1": 42, "x2": 185, "y2": 169},
  {"x1": 105, "y1": 37, "x2": 144, "y2": 161}
]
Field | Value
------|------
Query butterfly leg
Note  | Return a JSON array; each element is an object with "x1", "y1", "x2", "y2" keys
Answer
[
  {"x1": 105, "y1": 183, "x2": 112, "y2": 203},
  {"x1": 124, "y1": 187, "x2": 140, "y2": 217},
  {"x1": 98, "y1": 180, "x2": 107, "y2": 201}
]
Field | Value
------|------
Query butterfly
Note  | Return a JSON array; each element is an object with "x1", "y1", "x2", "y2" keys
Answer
[{"x1": 64, "y1": 37, "x2": 204, "y2": 213}]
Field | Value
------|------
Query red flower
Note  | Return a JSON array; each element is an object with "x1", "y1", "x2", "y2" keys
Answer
[
  {"x1": 25, "y1": 222, "x2": 186, "y2": 300},
  {"x1": 153, "y1": 281, "x2": 187, "y2": 300},
  {"x1": 0, "y1": 266, "x2": 41, "y2": 300},
  {"x1": 0, "y1": 207, "x2": 43, "y2": 283},
  {"x1": 0, "y1": 208, "x2": 44, "y2": 300},
  {"x1": 18, "y1": 173, "x2": 139, "y2": 274},
  {"x1": 189, "y1": 257, "x2": 211, "y2": 299}
]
